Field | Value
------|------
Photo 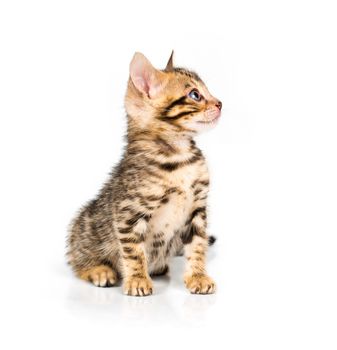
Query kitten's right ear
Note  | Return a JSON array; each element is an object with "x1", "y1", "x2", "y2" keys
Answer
[{"x1": 129, "y1": 52, "x2": 164, "y2": 98}]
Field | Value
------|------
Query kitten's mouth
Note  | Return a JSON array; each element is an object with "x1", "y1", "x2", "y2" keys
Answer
[
  {"x1": 197, "y1": 109, "x2": 221, "y2": 124},
  {"x1": 198, "y1": 114, "x2": 220, "y2": 124}
]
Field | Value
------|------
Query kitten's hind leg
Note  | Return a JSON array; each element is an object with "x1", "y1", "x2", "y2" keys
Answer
[{"x1": 78, "y1": 265, "x2": 118, "y2": 287}]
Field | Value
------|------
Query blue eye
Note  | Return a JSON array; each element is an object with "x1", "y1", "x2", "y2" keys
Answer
[{"x1": 188, "y1": 89, "x2": 202, "y2": 101}]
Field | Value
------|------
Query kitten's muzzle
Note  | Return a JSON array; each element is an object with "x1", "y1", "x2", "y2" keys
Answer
[
  {"x1": 215, "y1": 100, "x2": 222, "y2": 111},
  {"x1": 201, "y1": 108, "x2": 221, "y2": 124}
]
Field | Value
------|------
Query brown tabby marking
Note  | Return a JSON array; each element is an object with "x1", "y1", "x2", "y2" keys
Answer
[{"x1": 67, "y1": 51, "x2": 222, "y2": 296}]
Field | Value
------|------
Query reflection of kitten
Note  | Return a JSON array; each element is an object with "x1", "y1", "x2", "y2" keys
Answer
[{"x1": 67, "y1": 52, "x2": 222, "y2": 296}]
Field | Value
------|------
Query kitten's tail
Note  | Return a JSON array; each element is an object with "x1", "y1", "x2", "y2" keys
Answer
[{"x1": 208, "y1": 235, "x2": 217, "y2": 246}]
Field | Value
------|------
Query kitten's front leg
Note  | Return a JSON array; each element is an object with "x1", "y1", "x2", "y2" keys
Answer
[
  {"x1": 117, "y1": 211, "x2": 153, "y2": 296},
  {"x1": 182, "y1": 207, "x2": 216, "y2": 294}
]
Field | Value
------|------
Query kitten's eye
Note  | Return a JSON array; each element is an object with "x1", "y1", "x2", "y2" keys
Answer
[{"x1": 188, "y1": 89, "x2": 202, "y2": 102}]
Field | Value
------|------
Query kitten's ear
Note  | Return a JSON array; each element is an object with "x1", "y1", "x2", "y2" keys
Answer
[
  {"x1": 165, "y1": 50, "x2": 174, "y2": 72},
  {"x1": 129, "y1": 52, "x2": 165, "y2": 98}
]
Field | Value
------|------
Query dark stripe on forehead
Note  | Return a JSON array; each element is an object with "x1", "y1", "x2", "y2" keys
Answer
[{"x1": 174, "y1": 67, "x2": 202, "y2": 82}]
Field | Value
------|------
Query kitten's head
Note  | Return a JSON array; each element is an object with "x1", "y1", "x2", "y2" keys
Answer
[{"x1": 125, "y1": 52, "x2": 222, "y2": 137}]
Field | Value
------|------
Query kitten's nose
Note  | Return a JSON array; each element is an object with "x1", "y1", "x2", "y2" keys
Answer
[{"x1": 215, "y1": 100, "x2": 222, "y2": 110}]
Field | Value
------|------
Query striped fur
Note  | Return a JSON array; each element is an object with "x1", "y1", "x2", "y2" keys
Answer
[{"x1": 67, "y1": 52, "x2": 222, "y2": 296}]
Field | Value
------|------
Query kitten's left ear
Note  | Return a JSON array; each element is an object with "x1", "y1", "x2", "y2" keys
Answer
[
  {"x1": 130, "y1": 52, "x2": 166, "y2": 98},
  {"x1": 165, "y1": 50, "x2": 174, "y2": 72}
]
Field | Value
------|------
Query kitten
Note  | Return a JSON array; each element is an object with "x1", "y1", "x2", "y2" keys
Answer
[{"x1": 67, "y1": 51, "x2": 222, "y2": 296}]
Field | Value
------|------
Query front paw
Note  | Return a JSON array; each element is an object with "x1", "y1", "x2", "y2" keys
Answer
[
  {"x1": 123, "y1": 276, "x2": 153, "y2": 296},
  {"x1": 184, "y1": 274, "x2": 216, "y2": 294}
]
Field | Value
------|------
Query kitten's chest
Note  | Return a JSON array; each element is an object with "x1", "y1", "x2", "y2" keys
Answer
[{"x1": 148, "y1": 163, "x2": 202, "y2": 236}]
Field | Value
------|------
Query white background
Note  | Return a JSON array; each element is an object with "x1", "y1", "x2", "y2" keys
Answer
[{"x1": 0, "y1": 1, "x2": 336, "y2": 349}]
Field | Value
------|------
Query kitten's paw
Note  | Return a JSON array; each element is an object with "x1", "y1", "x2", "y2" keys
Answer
[
  {"x1": 123, "y1": 276, "x2": 153, "y2": 296},
  {"x1": 184, "y1": 274, "x2": 216, "y2": 294},
  {"x1": 79, "y1": 265, "x2": 118, "y2": 287}
]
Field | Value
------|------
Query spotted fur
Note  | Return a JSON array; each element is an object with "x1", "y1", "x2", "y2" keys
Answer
[{"x1": 67, "y1": 51, "x2": 222, "y2": 296}]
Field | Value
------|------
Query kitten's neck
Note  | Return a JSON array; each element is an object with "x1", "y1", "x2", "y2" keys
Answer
[
  {"x1": 154, "y1": 134, "x2": 193, "y2": 154},
  {"x1": 126, "y1": 125, "x2": 195, "y2": 156}
]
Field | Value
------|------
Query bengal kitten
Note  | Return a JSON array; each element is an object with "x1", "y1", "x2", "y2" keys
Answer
[{"x1": 67, "y1": 52, "x2": 222, "y2": 296}]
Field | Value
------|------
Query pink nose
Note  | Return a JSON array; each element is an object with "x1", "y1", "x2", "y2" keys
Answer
[{"x1": 215, "y1": 100, "x2": 222, "y2": 111}]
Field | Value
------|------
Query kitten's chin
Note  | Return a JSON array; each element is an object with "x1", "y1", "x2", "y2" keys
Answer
[{"x1": 185, "y1": 111, "x2": 221, "y2": 133}]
